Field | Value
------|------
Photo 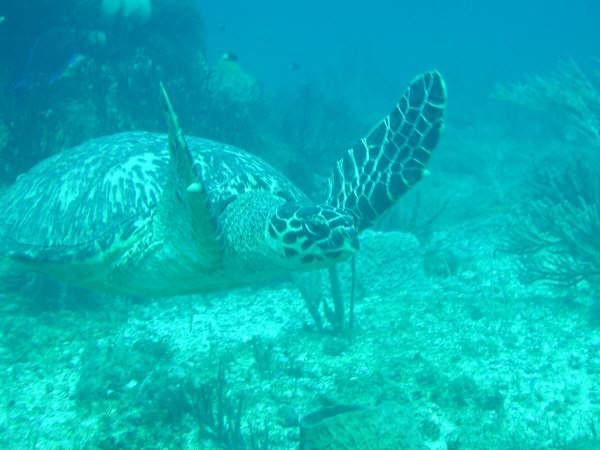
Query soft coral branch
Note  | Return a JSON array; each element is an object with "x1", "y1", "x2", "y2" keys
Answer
[{"x1": 494, "y1": 60, "x2": 600, "y2": 147}]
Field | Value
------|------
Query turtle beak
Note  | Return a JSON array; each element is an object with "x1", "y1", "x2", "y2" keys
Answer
[
  {"x1": 349, "y1": 233, "x2": 360, "y2": 252},
  {"x1": 345, "y1": 228, "x2": 360, "y2": 254},
  {"x1": 327, "y1": 227, "x2": 359, "y2": 257}
]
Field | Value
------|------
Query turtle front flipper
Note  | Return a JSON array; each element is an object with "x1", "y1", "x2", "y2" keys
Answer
[
  {"x1": 158, "y1": 83, "x2": 221, "y2": 269},
  {"x1": 328, "y1": 71, "x2": 447, "y2": 231}
]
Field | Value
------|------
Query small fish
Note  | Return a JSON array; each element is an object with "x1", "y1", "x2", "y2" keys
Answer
[
  {"x1": 13, "y1": 28, "x2": 86, "y2": 91},
  {"x1": 46, "y1": 53, "x2": 85, "y2": 84},
  {"x1": 0, "y1": 16, "x2": 5, "y2": 24},
  {"x1": 14, "y1": 53, "x2": 85, "y2": 91},
  {"x1": 221, "y1": 51, "x2": 238, "y2": 62}
]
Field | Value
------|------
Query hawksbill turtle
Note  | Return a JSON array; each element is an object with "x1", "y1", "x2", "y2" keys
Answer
[{"x1": 0, "y1": 72, "x2": 446, "y2": 297}]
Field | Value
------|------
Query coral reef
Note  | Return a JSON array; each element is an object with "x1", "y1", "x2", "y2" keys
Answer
[
  {"x1": 500, "y1": 158, "x2": 600, "y2": 326},
  {"x1": 503, "y1": 159, "x2": 600, "y2": 286},
  {"x1": 102, "y1": 0, "x2": 152, "y2": 20},
  {"x1": 3, "y1": 224, "x2": 600, "y2": 448},
  {"x1": 496, "y1": 64, "x2": 600, "y2": 306},
  {"x1": 0, "y1": 0, "x2": 205, "y2": 183},
  {"x1": 0, "y1": 0, "x2": 363, "y2": 200},
  {"x1": 496, "y1": 62, "x2": 600, "y2": 324},
  {"x1": 209, "y1": 59, "x2": 261, "y2": 109}
]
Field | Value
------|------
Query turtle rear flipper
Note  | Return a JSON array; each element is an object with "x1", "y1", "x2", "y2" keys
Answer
[
  {"x1": 328, "y1": 71, "x2": 447, "y2": 230},
  {"x1": 159, "y1": 83, "x2": 222, "y2": 270}
]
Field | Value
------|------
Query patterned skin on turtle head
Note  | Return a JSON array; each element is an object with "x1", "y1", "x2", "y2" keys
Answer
[{"x1": 266, "y1": 203, "x2": 359, "y2": 268}]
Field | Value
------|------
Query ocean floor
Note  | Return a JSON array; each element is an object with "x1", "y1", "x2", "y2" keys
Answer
[{"x1": 1, "y1": 212, "x2": 599, "y2": 449}]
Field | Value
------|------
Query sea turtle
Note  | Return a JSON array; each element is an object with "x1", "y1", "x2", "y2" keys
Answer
[{"x1": 0, "y1": 72, "x2": 446, "y2": 297}]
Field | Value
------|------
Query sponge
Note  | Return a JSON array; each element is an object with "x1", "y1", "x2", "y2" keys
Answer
[{"x1": 101, "y1": 0, "x2": 152, "y2": 20}]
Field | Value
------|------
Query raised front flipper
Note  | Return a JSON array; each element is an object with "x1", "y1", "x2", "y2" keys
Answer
[
  {"x1": 159, "y1": 83, "x2": 221, "y2": 269},
  {"x1": 327, "y1": 71, "x2": 447, "y2": 231}
]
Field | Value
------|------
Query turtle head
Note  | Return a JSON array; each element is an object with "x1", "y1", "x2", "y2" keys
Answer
[{"x1": 266, "y1": 203, "x2": 359, "y2": 269}]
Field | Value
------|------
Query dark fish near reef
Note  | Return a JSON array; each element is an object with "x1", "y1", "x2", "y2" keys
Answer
[
  {"x1": 221, "y1": 51, "x2": 238, "y2": 62},
  {"x1": 13, "y1": 28, "x2": 94, "y2": 91}
]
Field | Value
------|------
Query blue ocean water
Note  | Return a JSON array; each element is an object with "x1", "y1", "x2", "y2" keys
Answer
[
  {"x1": 200, "y1": 0, "x2": 600, "y2": 114},
  {"x1": 0, "y1": 1, "x2": 600, "y2": 448}
]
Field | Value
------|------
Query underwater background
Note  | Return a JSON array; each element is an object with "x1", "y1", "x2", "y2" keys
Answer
[{"x1": 1, "y1": 0, "x2": 600, "y2": 448}]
